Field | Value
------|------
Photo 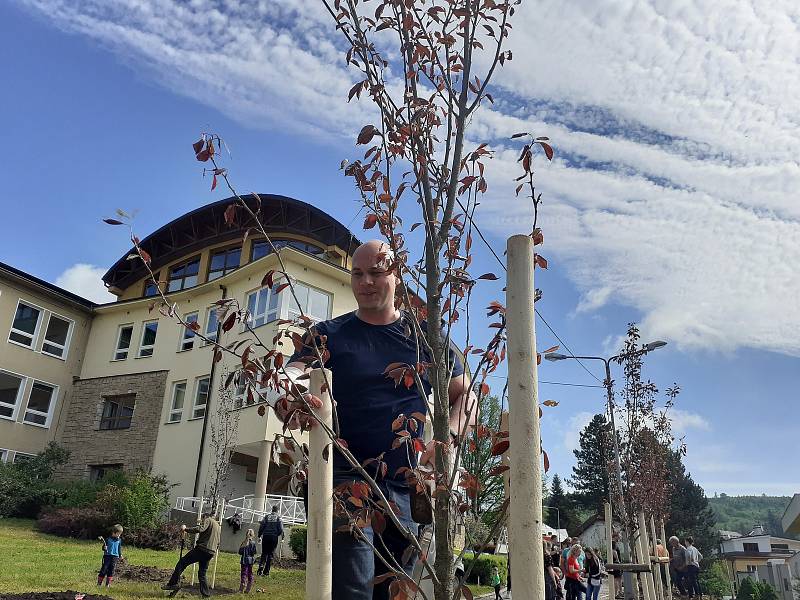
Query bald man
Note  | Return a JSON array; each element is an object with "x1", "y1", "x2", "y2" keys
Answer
[{"x1": 276, "y1": 240, "x2": 475, "y2": 600}]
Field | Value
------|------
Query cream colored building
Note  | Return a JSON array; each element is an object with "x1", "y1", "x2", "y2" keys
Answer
[{"x1": 1, "y1": 194, "x2": 359, "y2": 505}]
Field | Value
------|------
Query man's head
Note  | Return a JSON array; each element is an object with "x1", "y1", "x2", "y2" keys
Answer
[
  {"x1": 351, "y1": 240, "x2": 399, "y2": 319},
  {"x1": 669, "y1": 535, "x2": 680, "y2": 547},
  {"x1": 685, "y1": 536, "x2": 694, "y2": 546},
  {"x1": 271, "y1": 506, "x2": 279, "y2": 513}
]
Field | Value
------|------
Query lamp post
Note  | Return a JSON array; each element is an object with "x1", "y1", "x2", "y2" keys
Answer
[
  {"x1": 544, "y1": 340, "x2": 666, "y2": 558},
  {"x1": 543, "y1": 504, "x2": 561, "y2": 541}
]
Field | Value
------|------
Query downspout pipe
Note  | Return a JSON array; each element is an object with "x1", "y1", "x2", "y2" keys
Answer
[{"x1": 193, "y1": 284, "x2": 227, "y2": 498}]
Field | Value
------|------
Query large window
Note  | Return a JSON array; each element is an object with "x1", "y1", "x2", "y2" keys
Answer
[
  {"x1": 168, "y1": 257, "x2": 200, "y2": 292},
  {"x1": 0, "y1": 371, "x2": 26, "y2": 421},
  {"x1": 24, "y1": 381, "x2": 57, "y2": 427},
  {"x1": 113, "y1": 324, "x2": 134, "y2": 360},
  {"x1": 743, "y1": 543, "x2": 759, "y2": 552},
  {"x1": 208, "y1": 247, "x2": 241, "y2": 281},
  {"x1": 168, "y1": 382, "x2": 186, "y2": 423},
  {"x1": 8, "y1": 300, "x2": 42, "y2": 348},
  {"x1": 99, "y1": 394, "x2": 135, "y2": 430},
  {"x1": 288, "y1": 282, "x2": 331, "y2": 322},
  {"x1": 251, "y1": 239, "x2": 325, "y2": 262},
  {"x1": 246, "y1": 286, "x2": 281, "y2": 328},
  {"x1": 204, "y1": 307, "x2": 219, "y2": 345},
  {"x1": 138, "y1": 320, "x2": 158, "y2": 358},
  {"x1": 41, "y1": 313, "x2": 73, "y2": 359},
  {"x1": 179, "y1": 313, "x2": 199, "y2": 351},
  {"x1": 89, "y1": 464, "x2": 123, "y2": 483},
  {"x1": 192, "y1": 377, "x2": 210, "y2": 419},
  {"x1": 12, "y1": 452, "x2": 35, "y2": 464}
]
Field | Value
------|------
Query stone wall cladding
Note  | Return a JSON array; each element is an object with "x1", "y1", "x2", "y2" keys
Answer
[{"x1": 56, "y1": 370, "x2": 169, "y2": 480}]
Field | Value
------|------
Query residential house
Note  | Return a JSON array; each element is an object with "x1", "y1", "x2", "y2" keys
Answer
[{"x1": 718, "y1": 525, "x2": 800, "y2": 595}]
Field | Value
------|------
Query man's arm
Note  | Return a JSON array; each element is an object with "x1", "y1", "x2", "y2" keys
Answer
[{"x1": 448, "y1": 371, "x2": 478, "y2": 440}]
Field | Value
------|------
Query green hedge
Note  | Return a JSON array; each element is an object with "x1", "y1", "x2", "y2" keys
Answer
[
  {"x1": 289, "y1": 526, "x2": 307, "y2": 561},
  {"x1": 463, "y1": 552, "x2": 507, "y2": 585}
]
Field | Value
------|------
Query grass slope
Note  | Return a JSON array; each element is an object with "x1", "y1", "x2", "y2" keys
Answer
[{"x1": 0, "y1": 519, "x2": 304, "y2": 600}]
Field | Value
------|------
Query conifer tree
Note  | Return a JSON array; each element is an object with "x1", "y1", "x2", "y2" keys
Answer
[
  {"x1": 546, "y1": 474, "x2": 581, "y2": 534},
  {"x1": 666, "y1": 449, "x2": 718, "y2": 556},
  {"x1": 570, "y1": 413, "x2": 613, "y2": 514}
]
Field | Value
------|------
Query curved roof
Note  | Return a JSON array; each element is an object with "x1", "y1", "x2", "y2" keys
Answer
[{"x1": 103, "y1": 194, "x2": 361, "y2": 291}]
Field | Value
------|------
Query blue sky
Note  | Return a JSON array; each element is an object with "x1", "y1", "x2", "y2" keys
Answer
[{"x1": 2, "y1": 1, "x2": 798, "y2": 497}]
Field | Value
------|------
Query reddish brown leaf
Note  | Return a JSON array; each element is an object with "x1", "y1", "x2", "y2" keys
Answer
[
  {"x1": 488, "y1": 465, "x2": 510, "y2": 476},
  {"x1": 391, "y1": 414, "x2": 405, "y2": 432},
  {"x1": 480, "y1": 382, "x2": 490, "y2": 396},
  {"x1": 543, "y1": 449, "x2": 551, "y2": 472},
  {"x1": 478, "y1": 273, "x2": 499, "y2": 280},
  {"x1": 192, "y1": 138, "x2": 205, "y2": 155},
  {"x1": 274, "y1": 282, "x2": 290, "y2": 294},
  {"x1": 274, "y1": 352, "x2": 284, "y2": 369},
  {"x1": 257, "y1": 405, "x2": 266, "y2": 416},
  {"x1": 357, "y1": 125, "x2": 380, "y2": 145},
  {"x1": 534, "y1": 254, "x2": 548, "y2": 270},
  {"x1": 261, "y1": 269, "x2": 275, "y2": 288},
  {"x1": 103, "y1": 218, "x2": 124, "y2": 225},
  {"x1": 511, "y1": 132, "x2": 528, "y2": 139},
  {"x1": 222, "y1": 311, "x2": 237, "y2": 333},
  {"x1": 543, "y1": 399, "x2": 559, "y2": 407},
  {"x1": 363, "y1": 214, "x2": 378, "y2": 229},
  {"x1": 224, "y1": 203, "x2": 237, "y2": 226},
  {"x1": 532, "y1": 228, "x2": 544, "y2": 245},
  {"x1": 462, "y1": 585, "x2": 474, "y2": 600},
  {"x1": 490, "y1": 440, "x2": 509, "y2": 456},
  {"x1": 371, "y1": 511, "x2": 387, "y2": 535},
  {"x1": 538, "y1": 141, "x2": 554, "y2": 161},
  {"x1": 211, "y1": 174, "x2": 218, "y2": 191}
]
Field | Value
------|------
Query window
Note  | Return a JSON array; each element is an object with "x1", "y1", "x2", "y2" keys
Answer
[
  {"x1": 89, "y1": 464, "x2": 123, "y2": 483},
  {"x1": 743, "y1": 543, "x2": 759, "y2": 552},
  {"x1": 204, "y1": 307, "x2": 219, "y2": 345},
  {"x1": 9, "y1": 300, "x2": 42, "y2": 348},
  {"x1": 746, "y1": 565, "x2": 757, "y2": 572},
  {"x1": 208, "y1": 247, "x2": 241, "y2": 281},
  {"x1": 0, "y1": 371, "x2": 26, "y2": 421},
  {"x1": 179, "y1": 313, "x2": 199, "y2": 351},
  {"x1": 246, "y1": 286, "x2": 281, "y2": 328},
  {"x1": 169, "y1": 382, "x2": 186, "y2": 423},
  {"x1": 771, "y1": 543, "x2": 789, "y2": 551},
  {"x1": 99, "y1": 394, "x2": 135, "y2": 430},
  {"x1": 12, "y1": 452, "x2": 35, "y2": 464},
  {"x1": 114, "y1": 324, "x2": 134, "y2": 361},
  {"x1": 0, "y1": 449, "x2": 7, "y2": 463},
  {"x1": 288, "y1": 282, "x2": 331, "y2": 322},
  {"x1": 144, "y1": 277, "x2": 160, "y2": 297},
  {"x1": 23, "y1": 381, "x2": 57, "y2": 426},
  {"x1": 41, "y1": 313, "x2": 73, "y2": 359},
  {"x1": 192, "y1": 377, "x2": 210, "y2": 419},
  {"x1": 168, "y1": 257, "x2": 200, "y2": 292},
  {"x1": 138, "y1": 320, "x2": 158, "y2": 357},
  {"x1": 251, "y1": 239, "x2": 324, "y2": 262}
]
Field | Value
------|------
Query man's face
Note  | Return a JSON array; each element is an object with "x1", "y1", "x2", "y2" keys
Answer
[{"x1": 351, "y1": 244, "x2": 397, "y2": 313}]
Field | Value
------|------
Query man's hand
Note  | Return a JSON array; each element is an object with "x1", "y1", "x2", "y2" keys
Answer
[
  {"x1": 274, "y1": 393, "x2": 324, "y2": 430},
  {"x1": 418, "y1": 437, "x2": 454, "y2": 467},
  {"x1": 180, "y1": 524, "x2": 186, "y2": 531}
]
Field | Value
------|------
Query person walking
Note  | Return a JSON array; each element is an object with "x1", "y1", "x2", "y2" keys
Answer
[
  {"x1": 491, "y1": 565, "x2": 503, "y2": 600},
  {"x1": 584, "y1": 547, "x2": 603, "y2": 600},
  {"x1": 684, "y1": 537, "x2": 703, "y2": 599},
  {"x1": 162, "y1": 512, "x2": 221, "y2": 597},
  {"x1": 238, "y1": 529, "x2": 258, "y2": 593},
  {"x1": 275, "y1": 240, "x2": 474, "y2": 600},
  {"x1": 257, "y1": 506, "x2": 284, "y2": 576},
  {"x1": 668, "y1": 536, "x2": 689, "y2": 597},
  {"x1": 565, "y1": 544, "x2": 587, "y2": 600}
]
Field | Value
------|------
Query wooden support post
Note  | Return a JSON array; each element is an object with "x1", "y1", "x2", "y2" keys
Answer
[
  {"x1": 306, "y1": 369, "x2": 333, "y2": 600},
  {"x1": 605, "y1": 502, "x2": 616, "y2": 600},
  {"x1": 191, "y1": 497, "x2": 204, "y2": 586},
  {"x1": 211, "y1": 498, "x2": 225, "y2": 589},
  {"x1": 506, "y1": 234, "x2": 545, "y2": 600},
  {"x1": 660, "y1": 521, "x2": 673, "y2": 600},
  {"x1": 649, "y1": 515, "x2": 664, "y2": 600},
  {"x1": 637, "y1": 512, "x2": 656, "y2": 600}
]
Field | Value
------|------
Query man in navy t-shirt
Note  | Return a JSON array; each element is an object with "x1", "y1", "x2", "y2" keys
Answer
[{"x1": 276, "y1": 240, "x2": 475, "y2": 600}]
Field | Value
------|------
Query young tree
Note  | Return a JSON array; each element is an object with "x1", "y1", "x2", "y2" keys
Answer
[
  {"x1": 570, "y1": 413, "x2": 613, "y2": 515},
  {"x1": 204, "y1": 368, "x2": 242, "y2": 505},
  {"x1": 546, "y1": 474, "x2": 580, "y2": 534}
]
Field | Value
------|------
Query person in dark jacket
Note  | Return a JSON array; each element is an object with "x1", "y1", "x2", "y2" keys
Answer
[
  {"x1": 239, "y1": 529, "x2": 258, "y2": 593},
  {"x1": 257, "y1": 505, "x2": 284, "y2": 576},
  {"x1": 162, "y1": 513, "x2": 221, "y2": 597}
]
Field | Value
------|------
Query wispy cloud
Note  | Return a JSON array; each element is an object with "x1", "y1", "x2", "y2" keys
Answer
[{"x1": 17, "y1": 0, "x2": 800, "y2": 356}]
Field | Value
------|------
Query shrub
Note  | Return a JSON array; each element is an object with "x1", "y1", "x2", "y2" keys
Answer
[
  {"x1": 123, "y1": 522, "x2": 182, "y2": 551},
  {"x1": 289, "y1": 526, "x2": 307, "y2": 561},
  {"x1": 94, "y1": 470, "x2": 172, "y2": 528},
  {"x1": 38, "y1": 506, "x2": 114, "y2": 539},
  {"x1": 700, "y1": 560, "x2": 732, "y2": 599},
  {"x1": 0, "y1": 442, "x2": 70, "y2": 518},
  {"x1": 52, "y1": 480, "x2": 102, "y2": 509},
  {"x1": 463, "y1": 552, "x2": 507, "y2": 585}
]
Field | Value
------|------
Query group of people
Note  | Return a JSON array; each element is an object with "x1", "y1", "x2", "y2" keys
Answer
[
  {"x1": 668, "y1": 535, "x2": 704, "y2": 599},
  {"x1": 544, "y1": 537, "x2": 607, "y2": 600}
]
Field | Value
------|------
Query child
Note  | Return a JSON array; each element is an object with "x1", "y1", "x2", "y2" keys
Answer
[
  {"x1": 553, "y1": 567, "x2": 565, "y2": 600},
  {"x1": 98, "y1": 524, "x2": 124, "y2": 587},
  {"x1": 238, "y1": 528, "x2": 258, "y2": 593},
  {"x1": 490, "y1": 565, "x2": 502, "y2": 600}
]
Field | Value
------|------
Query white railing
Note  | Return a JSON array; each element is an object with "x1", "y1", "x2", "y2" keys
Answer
[{"x1": 174, "y1": 494, "x2": 306, "y2": 525}]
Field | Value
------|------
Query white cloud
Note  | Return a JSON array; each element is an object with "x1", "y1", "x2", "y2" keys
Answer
[
  {"x1": 18, "y1": 0, "x2": 800, "y2": 356},
  {"x1": 669, "y1": 409, "x2": 710, "y2": 436},
  {"x1": 55, "y1": 264, "x2": 116, "y2": 303},
  {"x1": 562, "y1": 411, "x2": 595, "y2": 454}
]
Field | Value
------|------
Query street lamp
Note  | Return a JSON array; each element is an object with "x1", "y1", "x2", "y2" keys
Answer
[
  {"x1": 544, "y1": 341, "x2": 667, "y2": 557},
  {"x1": 543, "y1": 505, "x2": 561, "y2": 541}
]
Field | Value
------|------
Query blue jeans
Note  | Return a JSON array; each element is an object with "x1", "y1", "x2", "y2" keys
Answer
[
  {"x1": 587, "y1": 581, "x2": 601, "y2": 600},
  {"x1": 332, "y1": 473, "x2": 418, "y2": 600}
]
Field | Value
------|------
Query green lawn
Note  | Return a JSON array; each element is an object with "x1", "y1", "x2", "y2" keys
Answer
[{"x1": 0, "y1": 519, "x2": 304, "y2": 599}]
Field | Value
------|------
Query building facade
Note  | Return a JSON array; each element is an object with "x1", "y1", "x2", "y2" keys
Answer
[
  {"x1": 719, "y1": 526, "x2": 800, "y2": 595},
  {"x1": 0, "y1": 194, "x2": 359, "y2": 505}
]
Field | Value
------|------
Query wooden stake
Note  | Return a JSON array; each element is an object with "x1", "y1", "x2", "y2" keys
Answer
[
  {"x1": 649, "y1": 515, "x2": 664, "y2": 600},
  {"x1": 660, "y1": 521, "x2": 673, "y2": 600},
  {"x1": 605, "y1": 502, "x2": 616, "y2": 600},
  {"x1": 637, "y1": 512, "x2": 656, "y2": 600},
  {"x1": 305, "y1": 369, "x2": 333, "y2": 600},
  {"x1": 506, "y1": 235, "x2": 545, "y2": 600},
  {"x1": 190, "y1": 497, "x2": 204, "y2": 586},
  {"x1": 210, "y1": 498, "x2": 225, "y2": 589}
]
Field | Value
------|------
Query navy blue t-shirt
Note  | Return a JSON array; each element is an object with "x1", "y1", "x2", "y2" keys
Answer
[{"x1": 289, "y1": 311, "x2": 464, "y2": 482}]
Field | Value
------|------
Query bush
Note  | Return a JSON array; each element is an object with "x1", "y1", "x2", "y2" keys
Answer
[
  {"x1": 123, "y1": 522, "x2": 182, "y2": 551},
  {"x1": 38, "y1": 506, "x2": 114, "y2": 539},
  {"x1": 0, "y1": 443, "x2": 70, "y2": 518},
  {"x1": 289, "y1": 526, "x2": 307, "y2": 561},
  {"x1": 463, "y1": 552, "x2": 507, "y2": 585},
  {"x1": 52, "y1": 480, "x2": 103, "y2": 509},
  {"x1": 700, "y1": 560, "x2": 732, "y2": 599},
  {"x1": 94, "y1": 470, "x2": 172, "y2": 528}
]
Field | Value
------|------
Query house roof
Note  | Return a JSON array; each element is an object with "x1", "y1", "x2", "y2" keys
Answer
[
  {"x1": 102, "y1": 194, "x2": 362, "y2": 292},
  {"x1": 0, "y1": 260, "x2": 96, "y2": 310},
  {"x1": 573, "y1": 514, "x2": 611, "y2": 537},
  {"x1": 720, "y1": 550, "x2": 796, "y2": 559}
]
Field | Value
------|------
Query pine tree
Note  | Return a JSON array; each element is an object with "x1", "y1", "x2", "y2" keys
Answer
[
  {"x1": 546, "y1": 474, "x2": 581, "y2": 534},
  {"x1": 569, "y1": 413, "x2": 613, "y2": 514},
  {"x1": 665, "y1": 450, "x2": 718, "y2": 556}
]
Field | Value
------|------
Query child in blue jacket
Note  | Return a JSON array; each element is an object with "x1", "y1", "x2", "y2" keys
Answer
[{"x1": 98, "y1": 524, "x2": 124, "y2": 587}]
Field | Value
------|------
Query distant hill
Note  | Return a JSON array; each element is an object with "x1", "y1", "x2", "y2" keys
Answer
[{"x1": 707, "y1": 495, "x2": 797, "y2": 538}]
